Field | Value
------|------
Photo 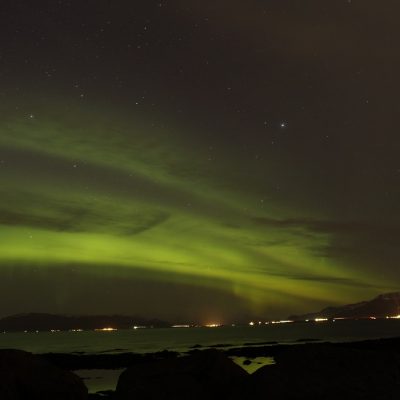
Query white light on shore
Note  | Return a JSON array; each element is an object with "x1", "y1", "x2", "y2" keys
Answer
[{"x1": 271, "y1": 320, "x2": 293, "y2": 324}]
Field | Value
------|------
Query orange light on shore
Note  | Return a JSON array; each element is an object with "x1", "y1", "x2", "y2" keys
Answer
[
  {"x1": 95, "y1": 327, "x2": 117, "y2": 331},
  {"x1": 205, "y1": 323, "x2": 221, "y2": 328}
]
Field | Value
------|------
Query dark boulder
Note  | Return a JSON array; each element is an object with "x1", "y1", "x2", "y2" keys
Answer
[
  {"x1": 115, "y1": 349, "x2": 248, "y2": 400},
  {"x1": 0, "y1": 349, "x2": 88, "y2": 400},
  {"x1": 250, "y1": 344, "x2": 400, "y2": 399}
]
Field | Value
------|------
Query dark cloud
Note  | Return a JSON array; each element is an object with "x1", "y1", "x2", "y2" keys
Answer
[
  {"x1": 253, "y1": 217, "x2": 400, "y2": 240},
  {"x1": 0, "y1": 191, "x2": 170, "y2": 236}
]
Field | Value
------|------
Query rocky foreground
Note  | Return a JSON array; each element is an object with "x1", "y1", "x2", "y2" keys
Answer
[{"x1": 2, "y1": 337, "x2": 400, "y2": 399}]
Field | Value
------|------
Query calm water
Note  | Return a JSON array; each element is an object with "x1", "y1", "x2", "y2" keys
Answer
[{"x1": 1, "y1": 320, "x2": 400, "y2": 354}]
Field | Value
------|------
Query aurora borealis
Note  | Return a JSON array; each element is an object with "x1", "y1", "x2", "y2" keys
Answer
[{"x1": 1, "y1": 1, "x2": 399, "y2": 322}]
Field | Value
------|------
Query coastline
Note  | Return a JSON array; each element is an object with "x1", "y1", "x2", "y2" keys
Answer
[
  {"x1": 39, "y1": 335, "x2": 400, "y2": 368},
  {"x1": 2, "y1": 335, "x2": 400, "y2": 398},
  {"x1": 37, "y1": 335, "x2": 400, "y2": 398}
]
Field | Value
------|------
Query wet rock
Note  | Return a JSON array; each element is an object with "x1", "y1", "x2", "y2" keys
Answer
[
  {"x1": 251, "y1": 344, "x2": 400, "y2": 399},
  {"x1": 0, "y1": 349, "x2": 88, "y2": 400},
  {"x1": 115, "y1": 349, "x2": 248, "y2": 400},
  {"x1": 88, "y1": 390, "x2": 114, "y2": 399}
]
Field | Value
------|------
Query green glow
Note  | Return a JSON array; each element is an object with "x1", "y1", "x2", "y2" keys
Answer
[{"x1": 0, "y1": 102, "x2": 396, "y2": 318}]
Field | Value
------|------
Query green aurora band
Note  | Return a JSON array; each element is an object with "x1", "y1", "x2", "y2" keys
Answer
[{"x1": 0, "y1": 101, "x2": 398, "y2": 321}]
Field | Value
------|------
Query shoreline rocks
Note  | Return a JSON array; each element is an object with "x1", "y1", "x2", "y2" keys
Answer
[
  {"x1": 115, "y1": 349, "x2": 247, "y2": 400},
  {"x1": 0, "y1": 349, "x2": 87, "y2": 400},
  {"x1": 2, "y1": 337, "x2": 400, "y2": 399}
]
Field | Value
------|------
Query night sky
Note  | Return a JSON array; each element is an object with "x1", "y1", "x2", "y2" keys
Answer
[{"x1": 1, "y1": 0, "x2": 399, "y2": 323}]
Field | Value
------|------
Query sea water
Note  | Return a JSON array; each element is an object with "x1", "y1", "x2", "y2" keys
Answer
[{"x1": 1, "y1": 319, "x2": 400, "y2": 354}]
